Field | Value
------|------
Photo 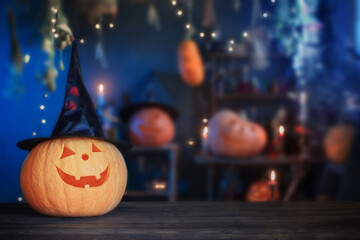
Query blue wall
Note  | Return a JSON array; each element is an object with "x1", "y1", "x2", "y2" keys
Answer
[
  {"x1": 1, "y1": 0, "x2": 352, "y2": 202},
  {"x1": 0, "y1": 0, "x2": 256, "y2": 202}
]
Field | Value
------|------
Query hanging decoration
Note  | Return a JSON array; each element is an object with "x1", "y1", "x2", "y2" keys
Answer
[
  {"x1": 41, "y1": 0, "x2": 73, "y2": 91},
  {"x1": 178, "y1": 40, "x2": 205, "y2": 86},
  {"x1": 95, "y1": 40, "x2": 109, "y2": 69},
  {"x1": 232, "y1": 0, "x2": 241, "y2": 13},
  {"x1": 3, "y1": 9, "x2": 25, "y2": 98},
  {"x1": 249, "y1": 0, "x2": 269, "y2": 70},
  {"x1": 147, "y1": 2, "x2": 161, "y2": 31},
  {"x1": 202, "y1": 0, "x2": 216, "y2": 28},
  {"x1": 176, "y1": 0, "x2": 205, "y2": 87}
]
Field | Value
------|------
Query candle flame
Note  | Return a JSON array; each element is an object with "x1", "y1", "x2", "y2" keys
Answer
[
  {"x1": 203, "y1": 126, "x2": 208, "y2": 138},
  {"x1": 270, "y1": 170, "x2": 276, "y2": 181},
  {"x1": 98, "y1": 84, "x2": 104, "y2": 93},
  {"x1": 279, "y1": 125, "x2": 285, "y2": 137}
]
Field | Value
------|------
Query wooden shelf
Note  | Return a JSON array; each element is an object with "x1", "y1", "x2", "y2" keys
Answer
[
  {"x1": 125, "y1": 190, "x2": 169, "y2": 197},
  {"x1": 194, "y1": 154, "x2": 323, "y2": 166},
  {"x1": 124, "y1": 143, "x2": 179, "y2": 201}
]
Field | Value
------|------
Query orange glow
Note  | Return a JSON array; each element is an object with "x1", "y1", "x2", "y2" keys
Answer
[{"x1": 153, "y1": 182, "x2": 167, "y2": 190}]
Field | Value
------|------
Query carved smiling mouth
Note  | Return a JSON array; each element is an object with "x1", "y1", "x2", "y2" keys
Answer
[
  {"x1": 56, "y1": 166, "x2": 109, "y2": 188},
  {"x1": 139, "y1": 124, "x2": 161, "y2": 134},
  {"x1": 220, "y1": 134, "x2": 248, "y2": 146}
]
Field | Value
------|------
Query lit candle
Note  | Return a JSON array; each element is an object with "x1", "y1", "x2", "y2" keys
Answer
[
  {"x1": 202, "y1": 126, "x2": 209, "y2": 155},
  {"x1": 269, "y1": 170, "x2": 277, "y2": 186},
  {"x1": 279, "y1": 125, "x2": 285, "y2": 138},
  {"x1": 269, "y1": 170, "x2": 277, "y2": 201},
  {"x1": 278, "y1": 125, "x2": 285, "y2": 155},
  {"x1": 98, "y1": 84, "x2": 105, "y2": 108}
]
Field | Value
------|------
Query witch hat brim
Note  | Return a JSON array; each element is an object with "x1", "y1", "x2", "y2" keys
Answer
[
  {"x1": 120, "y1": 102, "x2": 178, "y2": 123},
  {"x1": 18, "y1": 41, "x2": 132, "y2": 152},
  {"x1": 17, "y1": 136, "x2": 132, "y2": 152}
]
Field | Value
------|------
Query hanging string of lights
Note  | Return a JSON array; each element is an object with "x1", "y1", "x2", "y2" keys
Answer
[{"x1": 169, "y1": 0, "x2": 275, "y2": 52}]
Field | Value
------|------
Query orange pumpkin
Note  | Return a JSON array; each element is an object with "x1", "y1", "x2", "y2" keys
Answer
[
  {"x1": 129, "y1": 107, "x2": 175, "y2": 147},
  {"x1": 246, "y1": 180, "x2": 280, "y2": 202},
  {"x1": 178, "y1": 40, "x2": 205, "y2": 86},
  {"x1": 20, "y1": 137, "x2": 127, "y2": 217},
  {"x1": 208, "y1": 110, "x2": 267, "y2": 157},
  {"x1": 324, "y1": 125, "x2": 354, "y2": 164}
]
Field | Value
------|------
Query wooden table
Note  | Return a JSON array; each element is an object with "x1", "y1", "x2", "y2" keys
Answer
[{"x1": 1, "y1": 201, "x2": 359, "y2": 239}]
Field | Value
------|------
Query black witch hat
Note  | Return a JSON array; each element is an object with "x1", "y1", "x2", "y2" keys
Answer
[
  {"x1": 120, "y1": 74, "x2": 178, "y2": 123},
  {"x1": 18, "y1": 41, "x2": 132, "y2": 152}
]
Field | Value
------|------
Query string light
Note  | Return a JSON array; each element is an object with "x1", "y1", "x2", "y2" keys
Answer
[
  {"x1": 177, "y1": 10, "x2": 183, "y2": 16},
  {"x1": 109, "y1": 23, "x2": 114, "y2": 28},
  {"x1": 32, "y1": 132, "x2": 37, "y2": 136},
  {"x1": 40, "y1": 105, "x2": 45, "y2": 110},
  {"x1": 171, "y1": 0, "x2": 177, "y2": 6},
  {"x1": 202, "y1": 118, "x2": 208, "y2": 123},
  {"x1": 80, "y1": 39, "x2": 85, "y2": 44},
  {"x1": 186, "y1": 23, "x2": 191, "y2": 29},
  {"x1": 24, "y1": 54, "x2": 30, "y2": 64},
  {"x1": 211, "y1": 32, "x2": 216, "y2": 38},
  {"x1": 41, "y1": 119, "x2": 46, "y2": 124},
  {"x1": 95, "y1": 23, "x2": 101, "y2": 29},
  {"x1": 17, "y1": 197, "x2": 23, "y2": 202},
  {"x1": 51, "y1": 18, "x2": 56, "y2": 23},
  {"x1": 54, "y1": 33, "x2": 59, "y2": 38},
  {"x1": 228, "y1": 46, "x2": 234, "y2": 52},
  {"x1": 229, "y1": 39, "x2": 235, "y2": 45},
  {"x1": 263, "y1": 12, "x2": 268, "y2": 18},
  {"x1": 44, "y1": 93, "x2": 48, "y2": 98},
  {"x1": 200, "y1": 32, "x2": 205, "y2": 38},
  {"x1": 51, "y1": 28, "x2": 56, "y2": 33},
  {"x1": 99, "y1": 84, "x2": 104, "y2": 93},
  {"x1": 271, "y1": 0, "x2": 276, "y2": 3},
  {"x1": 243, "y1": 31, "x2": 248, "y2": 37},
  {"x1": 187, "y1": 139, "x2": 195, "y2": 146}
]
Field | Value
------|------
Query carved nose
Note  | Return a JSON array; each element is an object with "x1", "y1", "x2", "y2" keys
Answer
[{"x1": 82, "y1": 154, "x2": 89, "y2": 160}]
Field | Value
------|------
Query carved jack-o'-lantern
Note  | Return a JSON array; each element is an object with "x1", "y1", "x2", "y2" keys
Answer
[
  {"x1": 246, "y1": 180, "x2": 280, "y2": 202},
  {"x1": 324, "y1": 125, "x2": 354, "y2": 164},
  {"x1": 20, "y1": 137, "x2": 127, "y2": 217},
  {"x1": 18, "y1": 41, "x2": 131, "y2": 217},
  {"x1": 208, "y1": 110, "x2": 267, "y2": 157},
  {"x1": 178, "y1": 40, "x2": 205, "y2": 87},
  {"x1": 129, "y1": 107, "x2": 175, "y2": 147}
]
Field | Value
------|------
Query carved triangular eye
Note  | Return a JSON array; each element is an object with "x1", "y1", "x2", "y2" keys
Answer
[
  {"x1": 60, "y1": 145, "x2": 75, "y2": 159},
  {"x1": 92, "y1": 143, "x2": 102, "y2": 152}
]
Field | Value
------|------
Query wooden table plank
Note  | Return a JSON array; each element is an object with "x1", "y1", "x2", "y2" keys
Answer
[{"x1": 1, "y1": 202, "x2": 359, "y2": 239}]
